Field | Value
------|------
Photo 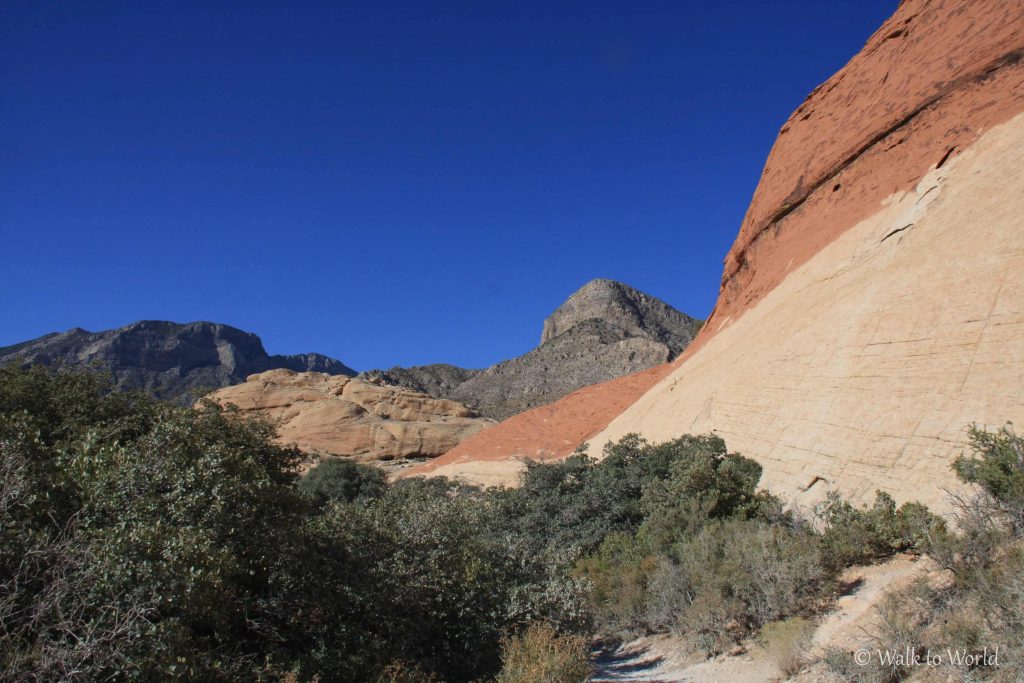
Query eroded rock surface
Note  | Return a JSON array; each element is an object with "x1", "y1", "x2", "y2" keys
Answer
[
  {"x1": 409, "y1": 0, "x2": 1024, "y2": 505},
  {"x1": 208, "y1": 369, "x2": 493, "y2": 462},
  {"x1": 591, "y1": 0, "x2": 1024, "y2": 511},
  {"x1": 540, "y1": 279, "x2": 699, "y2": 353}
]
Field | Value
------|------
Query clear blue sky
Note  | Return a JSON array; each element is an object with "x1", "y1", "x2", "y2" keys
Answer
[{"x1": 1, "y1": 1, "x2": 895, "y2": 370}]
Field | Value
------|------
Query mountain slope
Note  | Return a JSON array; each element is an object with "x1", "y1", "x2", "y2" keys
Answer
[
  {"x1": 540, "y1": 278, "x2": 698, "y2": 354},
  {"x1": 0, "y1": 321, "x2": 354, "y2": 404},
  {"x1": 589, "y1": 0, "x2": 1024, "y2": 512},
  {"x1": 360, "y1": 279, "x2": 701, "y2": 420},
  {"x1": 411, "y1": 0, "x2": 1024, "y2": 508}
]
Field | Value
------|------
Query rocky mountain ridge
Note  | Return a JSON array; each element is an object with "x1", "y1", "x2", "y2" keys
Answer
[
  {"x1": 0, "y1": 320, "x2": 354, "y2": 405},
  {"x1": 359, "y1": 279, "x2": 701, "y2": 420}
]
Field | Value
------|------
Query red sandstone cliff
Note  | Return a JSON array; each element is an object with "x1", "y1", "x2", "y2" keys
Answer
[{"x1": 411, "y1": 0, "x2": 1024, "y2": 499}]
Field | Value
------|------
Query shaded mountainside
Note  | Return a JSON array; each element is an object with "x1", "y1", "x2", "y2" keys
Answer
[
  {"x1": 0, "y1": 320, "x2": 354, "y2": 405},
  {"x1": 359, "y1": 279, "x2": 702, "y2": 420}
]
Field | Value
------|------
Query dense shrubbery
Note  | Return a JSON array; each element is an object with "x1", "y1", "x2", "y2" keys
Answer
[
  {"x1": 567, "y1": 436, "x2": 830, "y2": 651},
  {"x1": 0, "y1": 367, "x2": 582, "y2": 680},
  {"x1": 495, "y1": 623, "x2": 590, "y2": 683},
  {"x1": 550, "y1": 435, "x2": 946, "y2": 655},
  {"x1": 824, "y1": 425, "x2": 1024, "y2": 682},
  {"x1": 0, "y1": 366, "x2": 952, "y2": 680},
  {"x1": 297, "y1": 456, "x2": 387, "y2": 505},
  {"x1": 816, "y1": 490, "x2": 944, "y2": 571}
]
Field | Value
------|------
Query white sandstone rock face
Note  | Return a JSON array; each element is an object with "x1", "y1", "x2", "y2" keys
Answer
[{"x1": 590, "y1": 114, "x2": 1024, "y2": 512}]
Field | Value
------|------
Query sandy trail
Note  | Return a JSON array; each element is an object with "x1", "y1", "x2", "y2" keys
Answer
[{"x1": 590, "y1": 554, "x2": 925, "y2": 682}]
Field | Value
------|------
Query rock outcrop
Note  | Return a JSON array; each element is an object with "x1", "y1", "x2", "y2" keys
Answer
[
  {"x1": 540, "y1": 279, "x2": 699, "y2": 353},
  {"x1": 358, "y1": 365, "x2": 482, "y2": 401},
  {"x1": 207, "y1": 369, "x2": 493, "y2": 461},
  {"x1": 409, "y1": 363, "x2": 676, "y2": 487},
  {"x1": 360, "y1": 279, "x2": 700, "y2": 420},
  {"x1": 411, "y1": 0, "x2": 1024, "y2": 510},
  {"x1": 0, "y1": 321, "x2": 354, "y2": 405}
]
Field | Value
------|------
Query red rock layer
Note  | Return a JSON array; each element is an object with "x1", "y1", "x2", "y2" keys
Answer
[
  {"x1": 712, "y1": 0, "x2": 1024, "y2": 332},
  {"x1": 407, "y1": 362, "x2": 675, "y2": 475},
  {"x1": 412, "y1": 0, "x2": 1024, "y2": 480}
]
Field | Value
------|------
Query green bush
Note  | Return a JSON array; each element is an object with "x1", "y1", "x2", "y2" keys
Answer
[
  {"x1": 565, "y1": 433, "x2": 837, "y2": 650},
  {"x1": 0, "y1": 366, "x2": 586, "y2": 681},
  {"x1": 954, "y1": 423, "x2": 1024, "y2": 535},
  {"x1": 3, "y1": 365, "x2": 960, "y2": 679},
  {"x1": 638, "y1": 435, "x2": 780, "y2": 552},
  {"x1": 817, "y1": 490, "x2": 943, "y2": 570},
  {"x1": 647, "y1": 519, "x2": 828, "y2": 653},
  {"x1": 838, "y1": 426, "x2": 1024, "y2": 683},
  {"x1": 572, "y1": 532, "x2": 656, "y2": 635},
  {"x1": 298, "y1": 456, "x2": 387, "y2": 505},
  {"x1": 494, "y1": 433, "x2": 773, "y2": 562},
  {"x1": 0, "y1": 366, "x2": 312, "y2": 679}
]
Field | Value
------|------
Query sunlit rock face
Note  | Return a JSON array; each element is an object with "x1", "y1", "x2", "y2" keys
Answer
[
  {"x1": 591, "y1": 0, "x2": 1024, "y2": 511},
  {"x1": 411, "y1": 0, "x2": 1024, "y2": 507},
  {"x1": 207, "y1": 369, "x2": 493, "y2": 462}
]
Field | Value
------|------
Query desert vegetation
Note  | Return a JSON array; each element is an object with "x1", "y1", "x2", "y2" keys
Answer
[
  {"x1": 823, "y1": 425, "x2": 1024, "y2": 682},
  {"x1": 1, "y1": 366, "x2": 1017, "y2": 681}
]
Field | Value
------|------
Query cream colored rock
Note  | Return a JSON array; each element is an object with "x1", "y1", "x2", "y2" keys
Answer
[
  {"x1": 590, "y1": 115, "x2": 1024, "y2": 513},
  {"x1": 207, "y1": 369, "x2": 493, "y2": 462}
]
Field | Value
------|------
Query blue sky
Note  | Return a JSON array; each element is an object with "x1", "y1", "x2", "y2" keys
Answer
[{"x1": 0, "y1": 1, "x2": 895, "y2": 370}]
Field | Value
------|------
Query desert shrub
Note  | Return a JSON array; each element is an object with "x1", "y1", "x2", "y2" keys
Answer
[
  {"x1": 5, "y1": 367, "x2": 956, "y2": 679},
  {"x1": 953, "y1": 424, "x2": 1024, "y2": 536},
  {"x1": 493, "y1": 433, "x2": 753, "y2": 561},
  {"x1": 817, "y1": 491, "x2": 943, "y2": 570},
  {"x1": 298, "y1": 456, "x2": 387, "y2": 505},
  {"x1": 649, "y1": 518, "x2": 828, "y2": 653},
  {"x1": 373, "y1": 661, "x2": 440, "y2": 683},
  {"x1": 569, "y1": 434, "x2": 839, "y2": 650},
  {"x1": 573, "y1": 532, "x2": 657, "y2": 635},
  {"x1": 389, "y1": 473, "x2": 480, "y2": 497},
  {"x1": 821, "y1": 646, "x2": 896, "y2": 683},
  {"x1": 868, "y1": 540, "x2": 1024, "y2": 682},
  {"x1": 0, "y1": 367, "x2": 319, "y2": 680},
  {"x1": 638, "y1": 436, "x2": 781, "y2": 553},
  {"x1": 835, "y1": 426, "x2": 1024, "y2": 683},
  {"x1": 0, "y1": 366, "x2": 598, "y2": 681},
  {"x1": 309, "y1": 482, "x2": 591, "y2": 681},
  {"x1": 759, "y1": 616, "x2": 814, "y2": 676},
  {"x1": 495, "y1": 623, "x2": 591, "y2": 683}
]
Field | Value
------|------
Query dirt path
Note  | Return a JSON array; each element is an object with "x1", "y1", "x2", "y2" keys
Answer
[{"x1": 589, "y1": 554, "x2": 926, "y2": 682}]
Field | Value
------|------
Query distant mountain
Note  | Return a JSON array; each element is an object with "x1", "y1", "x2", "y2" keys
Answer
[
  {"x1": 357, "y1": 364, "x2": 481, "y2": 400},
  {"x1": 0, "y1": 320, "x2": 354, "y2": 405},
  {"x1": 359, "y1": 279, "x2": 701, "y2": 420}
]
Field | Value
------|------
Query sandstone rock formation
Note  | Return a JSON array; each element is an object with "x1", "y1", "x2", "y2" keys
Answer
[
  {"x1": 411, "y1": 0, "x2": 1024, "y2": 511},
  {"x1": 0, "y1": 321, "x2": 354, "y2": 405},
  {"x1": 360, "y1": 279, "x2": 700, "y2": 420},
  {"x1": 207, "y1": 369, "x2": 493, "y2": 462}
]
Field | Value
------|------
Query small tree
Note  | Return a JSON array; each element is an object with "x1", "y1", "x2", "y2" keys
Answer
[
  {"x1": 299, "y1": 457, "x2": 387, "y2": 505},
  {"x1": 953, "y1": 424, "x2": 1024, "y2": 535}
]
